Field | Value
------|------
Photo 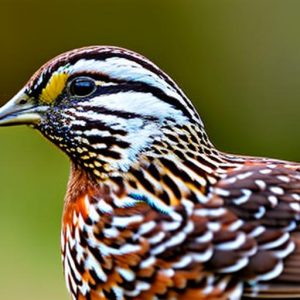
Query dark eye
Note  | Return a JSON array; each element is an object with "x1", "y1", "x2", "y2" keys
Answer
[
  {"x1": 69, "y1": 77, "x2": 96, "y2": 97},
  {"x1": 18, "y1": 99, "x2": 28, "y2": 105}
]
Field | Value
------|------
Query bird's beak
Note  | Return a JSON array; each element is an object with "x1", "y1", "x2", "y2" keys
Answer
[{"x1": 0, "y1": 89, "x2": 43, "y2": 126}]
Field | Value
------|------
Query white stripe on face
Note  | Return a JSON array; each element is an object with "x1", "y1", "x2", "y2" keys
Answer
[
  {"x1": 68, "y1": 57, "x2": 200, "y2": 123},
  {"x1": 79, "y1": 92, "x2": 188, "y2": 124}
]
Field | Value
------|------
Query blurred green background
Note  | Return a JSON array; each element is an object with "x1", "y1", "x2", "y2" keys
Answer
[{"x1": 1, "y1": 0, "x2": 300, "y2": 299}]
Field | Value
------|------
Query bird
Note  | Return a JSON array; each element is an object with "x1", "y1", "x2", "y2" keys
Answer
[{"x1": 0, "y1": 46, "x2": 300, "y2": 300}]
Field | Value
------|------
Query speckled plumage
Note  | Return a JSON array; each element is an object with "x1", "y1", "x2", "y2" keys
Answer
[{"x1": 1, "y1": 46, "x2": 300, "y2": 299}]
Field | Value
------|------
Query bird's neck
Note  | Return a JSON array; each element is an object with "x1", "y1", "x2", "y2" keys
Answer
[
  {"x1": 64, "y1": 123, "x2": 238, "y2": 211},
  {"x1": 67, "y1": 121, "x2": 230, "y2": 180}
]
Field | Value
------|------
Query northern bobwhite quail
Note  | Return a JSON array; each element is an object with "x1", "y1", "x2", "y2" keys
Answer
[{"x1": 0, "y1": 46, "x2": 300, "y2": 299}]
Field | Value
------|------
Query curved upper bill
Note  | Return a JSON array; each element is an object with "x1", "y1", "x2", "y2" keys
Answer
[{"x1": 0, "y1": 90, "x2": 42, "y2": 126}]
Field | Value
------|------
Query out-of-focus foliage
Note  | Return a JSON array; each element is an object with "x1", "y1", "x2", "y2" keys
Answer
[{"x1": 0, "y1": 1, "x2": 300, "y2": 299}]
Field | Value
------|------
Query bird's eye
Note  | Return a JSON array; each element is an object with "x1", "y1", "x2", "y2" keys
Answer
[
  {"x1": 69, "y1": 77, "x2": 96, "y2": 97},
  {"x1": 18, "y1": 99, "x2": 28, "y2": 105}
]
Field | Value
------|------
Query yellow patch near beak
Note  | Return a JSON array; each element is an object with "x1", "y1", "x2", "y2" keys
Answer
[{"x1": 40, "y1": 72, "x2": 69, "y2": 104}]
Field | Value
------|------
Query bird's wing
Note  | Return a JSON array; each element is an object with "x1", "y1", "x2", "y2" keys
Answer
[{"x1": 210, "y1": 163, "x2": 300, "y2": 298}]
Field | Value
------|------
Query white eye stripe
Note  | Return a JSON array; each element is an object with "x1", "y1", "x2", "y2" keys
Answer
[
  {"x1": 68, "y1": 57, "x2": 201, "y2": 123},
  {"x1": 78, "y1": 93, "x2": 188, "y2": 123},
  {"x1": 95, "y1": 81, "x2": 117, "y2": 87}
]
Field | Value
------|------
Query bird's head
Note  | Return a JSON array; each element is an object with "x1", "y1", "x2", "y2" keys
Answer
[{"x1": 0, "y1": 46, "x2": 202, "y2": 178}]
